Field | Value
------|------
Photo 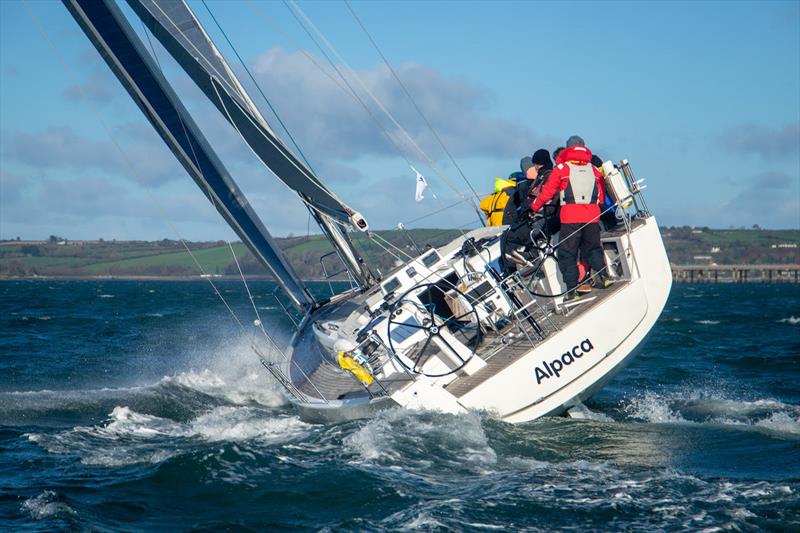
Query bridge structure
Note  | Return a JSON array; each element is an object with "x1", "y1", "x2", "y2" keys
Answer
[{"x1": 672, "y1": 264, "x2": 800, "y2": 283}]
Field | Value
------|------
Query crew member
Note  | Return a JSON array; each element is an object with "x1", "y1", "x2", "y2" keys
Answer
[
  {"x1": 479, "y1": 177, "x2": 516, "y2": 226},
  {"x1": 503, "y1": 150, "x2": 553, "y2": 225},
  {"x1": 531, "y1": 135, "x2": 614, "y2": 300},
  {"x1": 500, "y1": 150, "x2": 554, "y2": 273}
]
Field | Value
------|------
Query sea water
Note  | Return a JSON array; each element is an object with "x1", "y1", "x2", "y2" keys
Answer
[{"x1": 0, "y1": 280, "x2": 798, "y2": 531}]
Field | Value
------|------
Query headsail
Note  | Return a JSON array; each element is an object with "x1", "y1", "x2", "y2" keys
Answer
[
  {"x1": 126, "y1": 0, "x2": 368, "y2": 231},
  {"x1": 62, "y1": 0, "x2": 316, "y2": 311}
]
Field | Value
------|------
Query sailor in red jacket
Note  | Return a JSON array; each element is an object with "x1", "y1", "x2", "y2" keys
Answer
[{"x1": 531, "y1": 135, "x2": 613, "y2": 300}]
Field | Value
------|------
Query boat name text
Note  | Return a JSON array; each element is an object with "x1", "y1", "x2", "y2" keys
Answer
[{"x1": 534, "y1": 339, "x2": 594, "y2": 384}]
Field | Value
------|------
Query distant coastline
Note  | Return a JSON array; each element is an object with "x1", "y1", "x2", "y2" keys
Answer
[{"x1": 1, "y1": 227, "x2": 798, "y2": 281}]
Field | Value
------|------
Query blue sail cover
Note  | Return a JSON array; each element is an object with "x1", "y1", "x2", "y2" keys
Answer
[{"x1": 63, "y1": 0, "x2": 316, "y2": 311}]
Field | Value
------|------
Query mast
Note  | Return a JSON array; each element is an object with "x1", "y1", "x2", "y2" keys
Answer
[
  {"x1": 125, "y1": 0, "x2": 376, "y2": 288},
  {"x1": 62, "y1": 0, "x2": 317, "y2": 311}
]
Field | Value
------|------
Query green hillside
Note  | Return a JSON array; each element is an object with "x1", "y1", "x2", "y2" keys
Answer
[
  {"x1": 1, "y1": 227, "x2": 797, "y2": 279},
  {"x1": 0, "y1": 230, "x2": 461, "y2": 279}
]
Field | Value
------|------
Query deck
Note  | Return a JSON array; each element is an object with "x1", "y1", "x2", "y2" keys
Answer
[{"x1": 290, "y1": 276, "x2": 629, "y2": 404}]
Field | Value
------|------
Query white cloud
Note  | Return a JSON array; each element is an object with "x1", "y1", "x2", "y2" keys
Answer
[
  {"x1": 1, "y1": 125, "x2": 185, "y2": 187},
  {"x1": 720, "y1": 122, "x2": 800, "y2": 159},
  {"x1": 250, "y1": 49, "x2": 556, "y2": 162},
  {"x1": 718, "y1": 171, "x2": 800, "y2": 228}
]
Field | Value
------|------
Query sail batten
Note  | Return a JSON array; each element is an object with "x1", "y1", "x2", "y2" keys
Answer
[{"x1": 63, "y1": 0, "x2": 316, "y2": 311}]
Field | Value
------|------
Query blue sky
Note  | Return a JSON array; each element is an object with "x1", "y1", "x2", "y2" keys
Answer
[{"x1": 1, "y1": 0, "x2": 798, "y2": 241}]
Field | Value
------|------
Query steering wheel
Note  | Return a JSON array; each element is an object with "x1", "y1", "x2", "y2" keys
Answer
[{"x1": 386, "y1": 282, "x2": 482, "y2": 377}]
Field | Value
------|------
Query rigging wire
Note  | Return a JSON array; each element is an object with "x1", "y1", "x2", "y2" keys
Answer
[
  {"x1": 276, "y1": 0, "x2": 415, "y2": 170},
  {"x1": 227, "y1": 242, "x2": 328, "y2": 399},
  {"x1": 241, "y1": 0, "x2": 486, "y2": 247},
  {"x1": 240, "y1": 0, "x2": 476, "y2": 256},
  {"x1": 142, "y1": 19, "x2": 314, "y2": 345},
  {"x1": 142, "y1": 1, "x2": 383, "y2": 287},
  {"x1": 282, "y1": 0, "x2": 486, "y2": 228},
  {"x1": 342, "y1": 0, "x2": 481, "y2": 205},
  {"x1": 199, "y1": 0, "x2": 316, "y2": 173},
  {"x1": 284, "y1": 0, "x2": 466, "y2": 197},
  {"x1": 143, "y1": 0, "x2": 350, "y2": 212}
]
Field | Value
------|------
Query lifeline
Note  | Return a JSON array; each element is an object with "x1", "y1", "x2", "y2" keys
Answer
[{"x1": 534, "y1": 339, "x2": 594, "y2": 384}]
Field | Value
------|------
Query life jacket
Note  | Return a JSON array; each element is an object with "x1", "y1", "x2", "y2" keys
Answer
[
  {"x1": 486, "y1": 192, "x2": 509, "y2": 226},
  {"x1": 480, "y1": 178, "x2": 514, "y2": 226},
  {"x1": 560, "y1": 162, "x2": 599, "y2": 205}
]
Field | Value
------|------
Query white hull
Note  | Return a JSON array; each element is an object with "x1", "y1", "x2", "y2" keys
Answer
[{"x1": 284, "y1": 215, "x2": 671, "y2": 424}]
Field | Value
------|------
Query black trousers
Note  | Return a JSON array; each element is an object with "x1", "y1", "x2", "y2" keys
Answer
[
  {"x1": 557, "y1": 222, "x2": 606, "y2": 290},
  {"x1": 500, "y1": 217, "x2": 549, "y2": 274}
]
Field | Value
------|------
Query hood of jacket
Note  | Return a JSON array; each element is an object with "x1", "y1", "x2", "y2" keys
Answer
[
  {"x1": 494, "y1": 178, "x2": 516, "y2": 193},
  {"x1": 555, "y1": 145, "x2": 593, "y2": 165}
]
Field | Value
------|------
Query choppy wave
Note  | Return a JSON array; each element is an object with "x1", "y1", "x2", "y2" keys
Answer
[
  {"x1": 346, "y1": 408, "x2": 497, "y2": 473},
  {"x1": 364, "y1": 461, "x2": 797, "y2": 532},
  {"x1": 622, "y1": 390, "x2": 800, "y2": 435},
  {"x1": 3, "y1": 281, "x2": 800, "y2": 531},
  {"x1": 21, "y1": 490, "x2": 76, "y2": 521},
  {"x1": 0, "y1": 335, "x2": 287, "y2": 423},
  {"x1": 27, "y1": 405, "x2": 308, "y2": 466}
]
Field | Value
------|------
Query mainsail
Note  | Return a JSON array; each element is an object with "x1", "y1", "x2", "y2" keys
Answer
[
  {"x1": 62, "y1": 0, "x2": 316, "y2": 311},
  {"x1": 126, "y1": 0, "x2": 367, "y2": 231}
]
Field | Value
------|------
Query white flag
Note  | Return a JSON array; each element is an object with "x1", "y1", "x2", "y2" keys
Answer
[{"x1": 412, "y1": 166, "x2": 428, "y2": 203}]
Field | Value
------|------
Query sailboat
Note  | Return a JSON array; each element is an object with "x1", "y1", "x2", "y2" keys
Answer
[{"x1": 62, "y1": 0, "x2": 672, "y2": 424}]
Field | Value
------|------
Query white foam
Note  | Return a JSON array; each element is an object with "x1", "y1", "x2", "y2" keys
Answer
[
  {"x1": 346, "y1": 408, "x2": 497, "y2": 469},
  {"x1": 689, "y1": 398, "x2": 797, "y2": 417},
  {"x1": 98, "y1": 294, "x2": 114, "y2": 298},
  {"x1": 26, "y1": 407, "x2": 188, "y2": 466},
  {"x1": 161, "y1": 333, "x2": 291, "y2": 408},
  {"x1": 403, "y1": 512, "x2": 448, "y2": 530},
  {"x1": 778, "y1": 316, "x2": 800, "y2": 325},
  {"x1": 623, "y1": 390, "x2": 800, "y2": 435},
  {"x1": 695, "y1": 320, "x2": 720, "y2": 325},
  {"x1": 103, "y1": 406, "x2": 188, "y2": 437},
  {"x1": 28, "y1": 405, "x2": 308, "y2": 466},
  {"x1": 755, "y1": 412, "x2": 800, "y2": 435},
  {"x1": 567, "y1": 403, "x2": 613, "y2": 422},
  {"x1": 21, "y1": 490, "x2": 76, "y2": 520},
  {"x1": 165, "y1": 367, "x2": 284, "y2": 407},
  {"x1": 624, "y1": 392, "x2": 686, "y2": 424},
  {"x1": 190, "y1": 406, "x2": 309, "y2": 442}
]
